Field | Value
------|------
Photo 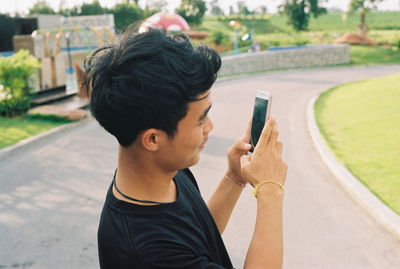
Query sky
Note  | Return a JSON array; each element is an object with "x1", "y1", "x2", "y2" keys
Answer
[{"x1": 1, "y1": 0, "x2": 399, "y2": 15}]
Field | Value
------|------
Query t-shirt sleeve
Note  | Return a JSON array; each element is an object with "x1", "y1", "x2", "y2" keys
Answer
[{"x1": 136, "y1": 241, "x2": 229, "y2": 269}]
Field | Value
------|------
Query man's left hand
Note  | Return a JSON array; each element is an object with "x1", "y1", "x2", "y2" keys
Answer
[{"x1": 226, "y1": 119, "x2": 252, "y2": 183}]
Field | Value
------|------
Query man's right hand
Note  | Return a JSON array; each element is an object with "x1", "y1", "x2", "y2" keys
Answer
[
  {"x1": 240, "y1": 117, "x2": 287, "y2": 188},
  {"x1": 241, "y1": 117, "x2": 288, "y2": 269}
]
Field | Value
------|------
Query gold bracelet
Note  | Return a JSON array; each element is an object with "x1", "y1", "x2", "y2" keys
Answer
[{"x1": 252, "y1": 180, "x2": 284, "y2": 198}]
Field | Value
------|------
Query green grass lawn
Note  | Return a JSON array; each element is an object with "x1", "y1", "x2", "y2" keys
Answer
[
  {"x1": 307, "y1": 11, "x2": 400, "y2": 31},
  {"x1": 198, "y1": 13, "x2": 400, "y2": 65},
  {"x1": 0, "y1": 114, "x2": 71, "y2": 149},
  {"x1": 202, "y1": 11, "x2": 400, "y2": 34},
  {"x1": 315, "y1": 73, "x2": 400, "y2": 214},
  {"x1": 350, "y1": 45, "x2": 400, "y2": 65},
  {"x1": 219, "y1": 44, "x2": 400, "y2": 67}
]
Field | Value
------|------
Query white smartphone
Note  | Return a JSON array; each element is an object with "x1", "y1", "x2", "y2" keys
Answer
[{"x1": 250, "y1": 90, "x2": 272, "y2": 152}]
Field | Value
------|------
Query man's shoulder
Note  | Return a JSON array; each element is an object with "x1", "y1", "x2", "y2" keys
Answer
[{"x1": 177, "y1": 168, "x2": 200, "y2": 192}]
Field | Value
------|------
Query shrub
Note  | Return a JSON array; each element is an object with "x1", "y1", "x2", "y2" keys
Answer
[
  {"x1": 293, "y1": 36, "x2": 310, "y2": 45},
  {"x1": 175, "y1": 0, "x2": 207, "y2": 26},
  {"x1": 0, "y1": 50, "x2": 41, "y2": 117},
  {"x1": 211, "y1": 31, "x2": 227, "y2": 45},
  {"x1": 259, "y1": 34, "x2": 311, "y2": 48},
  {"x1": 110, "y1": 3, "x2": 144, "y2": 33}
]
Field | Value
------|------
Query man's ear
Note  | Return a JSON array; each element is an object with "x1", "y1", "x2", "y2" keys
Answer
[{"x1": 140, "y1": 129, "x2": 162, "y2": 152}]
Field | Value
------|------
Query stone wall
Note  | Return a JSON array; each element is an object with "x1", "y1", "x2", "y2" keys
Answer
[
  {"x1": 219, "y1": 44, "x2": 350, "y2": 76},
  {"x1": 36, "y1": 14, "x2": 115, "y2": 49}
]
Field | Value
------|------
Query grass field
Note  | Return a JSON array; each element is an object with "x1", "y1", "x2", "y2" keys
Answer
[
  {"x1": 201, "y1": 11, "x2": 400, "y2": 34},
  {"x1": 196, "y1": 12, "x2": 400, "y2": 66},
  {"x1": 197, "y1": 11, "x2": 400, "y2": 55},
  {"x1": 0, "y1": 114, "x2": 71, "y2": 149},
  {"x1": 314, "y1": 73, "x2": 400, "y2": 214},
  {"x1": 307, "y1": 11, "x2": 400, "y2": 31},
  {"x1": 350, "y1": 45, "x2": 400, "y2": 65}
]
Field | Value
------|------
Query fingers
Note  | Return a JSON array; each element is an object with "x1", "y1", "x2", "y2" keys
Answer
[
  {"x1": 276, "y1": 141, "x2": 283, "y2": 156},
  {"x1": 282, "y1": 161, "x2": 288, "y2": 182},
  {"x1": 242, "y1": 118, "x2": 252, "y2": 143},
  {"x1": 254, "y1": 118, "x2": 275, "y2": 153},
  {"x1": 241, "y1": 142, "x2": 253, "y2": 151},
  {"x1": 268, "y1": 122, "x2": 280, "y2": 149},
  {"x1": 229, "y1": 139, "x2": 252, "y2": 154},
  {"x1": 232, "y1": 140, "x2": 252, "y2": 153}
]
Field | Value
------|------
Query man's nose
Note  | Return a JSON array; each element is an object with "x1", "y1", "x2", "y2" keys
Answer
[{"x1": 204, "y1": 116, "x2": 213, "y2": 134}]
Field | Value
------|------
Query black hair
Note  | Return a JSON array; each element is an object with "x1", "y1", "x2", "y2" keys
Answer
[{"x1": 84, "y1": 27, "x2": 221, "y2": 147}]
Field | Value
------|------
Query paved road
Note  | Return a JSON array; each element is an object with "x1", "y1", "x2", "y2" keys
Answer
[{"x1": 1, "y1": 65, "x2": 400, "y2": 268}]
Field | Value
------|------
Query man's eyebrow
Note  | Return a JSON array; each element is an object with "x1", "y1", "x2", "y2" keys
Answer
[{"x1": 199, "y1": 104, "x2": 212, "y2": 121}]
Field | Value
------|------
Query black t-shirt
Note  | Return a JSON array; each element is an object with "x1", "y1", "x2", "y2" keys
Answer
[{"x1": 98, "y1": 169, "x2": 234, "y2": 268}]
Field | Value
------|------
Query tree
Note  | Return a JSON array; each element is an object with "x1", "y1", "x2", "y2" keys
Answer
[
  {"x1": 80, "y1": 0, "x2": 105, "y2": 16},
  {"x1": 29, "y1": 0, "x2": 56, "y2": 15},
  {"x1": 229, "y1": 6, "x2": 235, "y2": 16},
  {"x1": 261, "y1": 5, "x2": 268, "y2": 15},
  {"x1": 126, "y1": 0, "x2": 139, "y2": 4},
  {"x1": 110, "y1": 3, "x2": 144, "y2": 32},
  {"x1": 280, "y1": 0, "x2": 327, "y2": 31},
  {"x1": 210, "y1": 0, "x2": 224, "y2": 16},
  {"x1": 146, "y1": 0, "x2": 168, "y2": 12},
  {"x1": 175, "y1": 0, "x2": 207, "y2": 26},
  {"x1": 237, "y1": 1, "x2": 250, "y2": 16},
  {"x1": 347, "y1": 0, "x2": 384, "y2": 35},
  {"x1": 58, "y1": 0, "x2": 105, "y2": 16},
  {"x1": 253, "y1": 5, "x2": 267, "y2": 18},
  {"x1": 58, "y1": 6, "x2": 80, "y2": 17},
  {"x1": 239, "y1": 6, "x2": 251, "y2": 16}
]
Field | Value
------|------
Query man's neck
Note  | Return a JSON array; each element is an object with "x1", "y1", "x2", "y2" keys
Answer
[{"x1": 114, "y1": 145, "x2": 177, "y2": 204}]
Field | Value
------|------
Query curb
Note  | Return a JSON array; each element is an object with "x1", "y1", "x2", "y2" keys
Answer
[
  {"x1": 0, "y1": 116, "x2": 92, "y2": 161},
  {"x1": 307, "y1": 96, "x2": 400, "y2": 240}
]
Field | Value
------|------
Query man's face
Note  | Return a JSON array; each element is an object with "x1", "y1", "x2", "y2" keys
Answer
[{"x1": 159, "y1": 91, "x2": 213, "y2": 170}]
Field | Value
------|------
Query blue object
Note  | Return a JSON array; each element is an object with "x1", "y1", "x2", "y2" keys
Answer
[
  {"x1": 268, "y1": 45, "x2": 332, "y2": 51},
  {"x1": 241, "y1": 33, "x2": 251, "y2": 41},
  {"x1": 0, "y1": 51, "x2": 15, "y2": 57},
  {"x1": 66, "y1": 67, "x2": 78, "y2": 92},
  {"x1": 61, "y1": 45, "x2": 98, "y2": 52},
  {"x1": 233, "y1": 30, "x2": 238, "y2": 55}
]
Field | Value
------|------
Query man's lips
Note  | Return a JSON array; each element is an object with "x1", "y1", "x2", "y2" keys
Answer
[{"x1": 200, "y1": 137, "x2": 208, "y2": 148}]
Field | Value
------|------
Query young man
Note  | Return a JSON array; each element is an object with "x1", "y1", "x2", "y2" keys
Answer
[{"x1": 86, "y1": 28, "x2": 288, "y2": 268}]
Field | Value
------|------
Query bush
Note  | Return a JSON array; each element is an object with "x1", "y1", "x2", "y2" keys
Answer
[
  {"x1": 110, "y1": 3, "x2": 144, "y2": 33},
  {"x1": 396, "y1": 38, "x2": 400, "y2": 50},
  {"x1": 211, "y1": 31, "x2": 228, "y2": 45},
  {"x1": 293, "y1": 36, "x2": 310, "y2": 45},
  {"x1": 175, "y1": 0, "x2": 207, "y2": 26},
  {"x1": 0, "y1": 50, "x2": 41, "y2": 117},
  {"x1": 258, "y1": 34, "x2": 311, "y2": 48}
]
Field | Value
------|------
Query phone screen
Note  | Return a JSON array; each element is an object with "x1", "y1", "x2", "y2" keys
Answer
[{"x1": 250, "y1": 96, "x2": 269, "y2": 152}]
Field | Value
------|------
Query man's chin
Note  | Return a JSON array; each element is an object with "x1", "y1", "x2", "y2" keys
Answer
[
  {"x1": 176, "y1": 154, "x2": 201, "y2": 170},
  {"x1": 188, "y1": 154, "x2": 201, "y2": 167}
]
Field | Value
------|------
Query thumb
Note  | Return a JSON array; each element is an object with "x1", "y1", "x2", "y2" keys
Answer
[
  {"x1": 234, "y1": 140, "x2": 252, "y2": 152},
  {"x1": 241, "y1": 142, "x2": 252, "y2": 151}
]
